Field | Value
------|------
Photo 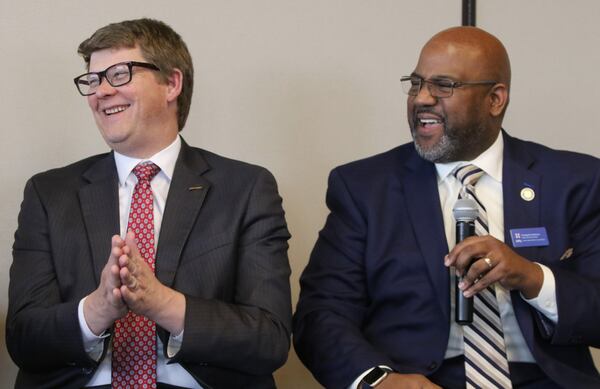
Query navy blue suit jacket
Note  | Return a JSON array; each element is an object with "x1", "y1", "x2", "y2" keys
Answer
[{"x1": 293, "y1": 132, "x2": 600, "y2": 388}]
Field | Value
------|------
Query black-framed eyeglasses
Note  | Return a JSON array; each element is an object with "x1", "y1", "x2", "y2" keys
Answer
[
  {"x1": 400, "y1": 76, "x2": 497, "y2": 98},
  {"x1": 73, "y1": 61, "x2": 161, "y2": 96}
]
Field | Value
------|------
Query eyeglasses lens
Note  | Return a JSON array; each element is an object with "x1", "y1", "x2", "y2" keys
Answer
[{"x1": 106, "y1": 64, "x2": 132, "y2": 87}]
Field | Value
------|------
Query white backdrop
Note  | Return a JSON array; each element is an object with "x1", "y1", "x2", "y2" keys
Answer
[{"x1": 1, "y1": 1, "x2": 598, "y2": 387}]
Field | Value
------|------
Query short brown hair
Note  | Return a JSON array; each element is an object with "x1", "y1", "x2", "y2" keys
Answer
[{"x1": 78, "y1": 18, "x2": 194, "y2": 131}]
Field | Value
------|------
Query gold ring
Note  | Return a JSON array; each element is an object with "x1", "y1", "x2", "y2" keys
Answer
[{"x1": 483, "y1": 257, "x2": 493, "y2": 269}]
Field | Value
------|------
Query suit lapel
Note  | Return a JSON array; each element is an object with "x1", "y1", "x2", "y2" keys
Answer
[
  {"x1": 79, "y1": 154, "x2": 120, "y2": 283},
  {"x1": 155, "y1": 140, "x2": 211, "y2": 287},
  {"x1": 502, "y1": 132, "x2": 542, "y2": 264},
  {"x1": 401, "y1": 151, "x2": 450, "y2": 318},
  {"x1": 501, "y1": 131, "x2": 542, "y2": 343}
]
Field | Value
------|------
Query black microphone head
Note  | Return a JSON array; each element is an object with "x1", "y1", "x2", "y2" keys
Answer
[{"x1": 453, "y1": 198, "x2": 478, "y2": 222}]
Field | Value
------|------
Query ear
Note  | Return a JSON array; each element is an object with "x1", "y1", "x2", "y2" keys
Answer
[
  {"x1": 165, "y1": 68, "x2": 183, "y2": 103},
  {"x1": 489, "y1": 83, "x2": 509, "y2": 117}
]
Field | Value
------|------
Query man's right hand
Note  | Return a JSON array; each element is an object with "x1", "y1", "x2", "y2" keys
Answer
[
  {"x1": 377, "y1": 373, "x2": 442, "y2": 389},
  {"x1": 83, "y1": 235, "x2": 128, "y2": 335}
]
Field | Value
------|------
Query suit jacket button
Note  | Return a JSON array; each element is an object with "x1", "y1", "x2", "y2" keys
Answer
[
  {"x1": 428, "y1": 362, "x2": 438, "y2": 371},
  {"x1": 81, "y1": 367, "x2": 93, "y2": 375}
]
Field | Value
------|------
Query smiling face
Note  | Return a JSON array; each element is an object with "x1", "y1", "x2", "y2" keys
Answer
[
  {"x1": 407, "y1": 27, "x2": 510, "y2": 163},
  {"x1": 87, "y1": 46, "x2": 181, "y2": 158}
]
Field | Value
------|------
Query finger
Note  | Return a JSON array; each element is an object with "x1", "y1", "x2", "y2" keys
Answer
[
  {"x1": 447, "y1": 236, "x2": 479, "y2": 268},
  {"x1": 111, "y1": 245, "x2": 122, "y2": 259},
  {"x1": 108, "y1": 241, "x2": 126, "y2": 266},
  {"x1": 112, "y1": 287, "x2": 124, "y2": 303},
  {"x1": 111, "y1": 234, "x2": 125, "y2": 248},
  {"x1": 118, "y1": 252, "x2": 130, "y2": 269},
  {"x1": 452, "y1": 240, "x2": 492, "y2": 275},
  {"x1": 108, "y1": 264, "x2": 123, "y2": 287},
  {"x1": 120, "y1": 252, "x2": 141, "y2": 277},
  {"x1": 125, "y1": 230, "x2": 142, "y2": 259},
  {"x1": 120, "y1": 284, "x2": 134, "y2": 303},
  {"x1": 460, "y1": 257, "x2": 494, "y2": 288},
  {"x1": 120, "y1": 282, "x2": 142, "y2": 306},
  {"x1": 448, "y1": 235, "x2": 481, "y2": 255},
  {"x1": 119, "y1": 266, "x2": 139, "y2": 291},
  {"x1": 463, "y1": 267, "x2": 500, "y2": 297}
]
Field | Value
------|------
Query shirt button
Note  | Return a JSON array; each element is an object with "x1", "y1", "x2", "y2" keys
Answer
[{"x1": 428, "y1": 362, "x2": 438, "y2": 371}]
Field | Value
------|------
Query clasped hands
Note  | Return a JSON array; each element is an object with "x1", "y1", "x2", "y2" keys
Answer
[{"x1": 84, "y1": 231, "x2": 185, "y2": 336}]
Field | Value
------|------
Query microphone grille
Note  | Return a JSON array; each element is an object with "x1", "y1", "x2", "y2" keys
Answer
[{"x1": 453, "y1": 198, "x2": 478, "y2": 221}]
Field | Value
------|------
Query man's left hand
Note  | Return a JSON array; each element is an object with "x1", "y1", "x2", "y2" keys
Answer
[{"x1": 444, "y1": 235, "x2": 543, "y2": 299}]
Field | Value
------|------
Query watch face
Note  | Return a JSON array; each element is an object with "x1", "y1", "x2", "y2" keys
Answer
[{"x1": 362, "y1": 367, "x2": 388, "y2": 386}]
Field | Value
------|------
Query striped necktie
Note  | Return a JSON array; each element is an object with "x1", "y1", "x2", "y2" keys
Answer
[{"x1": 453, "y1": 164, "x2": 512, "y2": 389}]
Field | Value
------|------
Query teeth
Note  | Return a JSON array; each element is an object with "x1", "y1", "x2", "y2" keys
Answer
[
  {"x1": 104, "y1": 105, "x2": 128, "y2": 115},
  {"x1": 420, "y1": 118, "x2": 441, "y2": 125}
]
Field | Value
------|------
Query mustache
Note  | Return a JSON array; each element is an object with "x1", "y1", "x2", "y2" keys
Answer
[
  {"x1": 408, "y1": 106, "x2": 446, "y2": 133},
  {"x1": 411, "y1": 108, "x2": 445, "y2": 125}
]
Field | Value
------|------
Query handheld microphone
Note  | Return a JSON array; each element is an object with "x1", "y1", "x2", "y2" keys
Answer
[{"x1": 452, "y1": 198, "x2": 478, "y2": 324}]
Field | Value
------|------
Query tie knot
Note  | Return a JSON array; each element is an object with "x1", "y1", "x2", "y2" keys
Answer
[
  {"x1": 453, "y1": 164, "x2": 485, "y2": 188},
  {"x1": 133, "y1": 162, "x2": 160, "y2": 182}
]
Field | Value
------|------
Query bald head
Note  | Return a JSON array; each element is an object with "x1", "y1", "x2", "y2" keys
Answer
[
  {"x1": 407, "y1": 27, "x2": 512, "y2": 163},
  {"x1": 423, "y1": 26, "x2": 511, "y2": 89}
]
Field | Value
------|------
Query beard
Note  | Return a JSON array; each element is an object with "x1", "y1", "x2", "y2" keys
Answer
[
  {"x1": 413, "y1": 129, "x2": 455, "y2": 163},
  {"x1": 411, "y1": 120, "x2": 487, "y2": 163}
]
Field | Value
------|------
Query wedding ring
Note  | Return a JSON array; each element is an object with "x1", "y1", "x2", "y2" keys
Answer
[{"x1": 483, "y1": 257, "x2": 493, "y2": 269}]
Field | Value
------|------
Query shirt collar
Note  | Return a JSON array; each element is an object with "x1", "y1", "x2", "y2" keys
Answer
[
  {"x1": 435, "y1": 131, "x2": 504, "y2": 183},
  {"x1": 114, "y1": 135, "x2": 182, "y2": 185}
]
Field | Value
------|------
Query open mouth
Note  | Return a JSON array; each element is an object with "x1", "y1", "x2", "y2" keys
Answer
[
  {"x1": 418, "y1": 117, "x2": 443, "y2": 128},
  {"x1": 103, "y1": 104, "x2": 130, "y2": 116},
  {"x1": 413, "y1": 109, "x2": 445, "y2": 132}
]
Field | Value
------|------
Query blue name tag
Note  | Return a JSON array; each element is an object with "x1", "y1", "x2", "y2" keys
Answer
[{"x1": 510, "y1": 227, "x2": 549, "y2": 248}]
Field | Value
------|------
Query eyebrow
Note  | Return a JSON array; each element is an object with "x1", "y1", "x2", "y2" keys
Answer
[{"x1": 410, "y1": 72, "x2": 457, "y2": 81}]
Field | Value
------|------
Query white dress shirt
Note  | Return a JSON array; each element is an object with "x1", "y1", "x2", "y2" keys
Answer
[
  {"x1": 351, "y1": 133, "x2": 559, "y2": 388},
  {"x1": 436, "y1": 133, "x2": 557, "y2": 362},
  {"x1": 77, "y1": 135, "x2": 202, "y2": 388}
]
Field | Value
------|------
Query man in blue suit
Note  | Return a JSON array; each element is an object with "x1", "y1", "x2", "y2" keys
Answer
[{"x1": 293, "y1": 26, "x2": 600, "y2": 388}]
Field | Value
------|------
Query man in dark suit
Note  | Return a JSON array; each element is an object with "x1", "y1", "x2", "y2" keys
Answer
[
  {"x1": 293, "y1": 26, "x2": 600, "y2": 389},
  {"x1": 7, "y1": 18, "x2": 292, "y2": 389}
]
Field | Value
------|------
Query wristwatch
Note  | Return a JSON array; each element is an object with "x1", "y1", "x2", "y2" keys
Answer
[{"x1": 361, "y1": 367, "x2": 390, "y2": 388}]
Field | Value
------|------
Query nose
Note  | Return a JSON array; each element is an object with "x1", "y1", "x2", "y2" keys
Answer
[
  {"x1": 412, "y1": 81, "x2": 437, "y2": 106},
  {"x1": 94, "y1": 77, "x2": 117, "y2": 98}
]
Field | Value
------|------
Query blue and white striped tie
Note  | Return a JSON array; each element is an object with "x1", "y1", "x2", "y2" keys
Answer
[{"x1": 454, "y1": 164, "x2": 512, "y2": 389}]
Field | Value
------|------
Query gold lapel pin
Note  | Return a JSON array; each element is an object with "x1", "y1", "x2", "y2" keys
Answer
[
  {"x1": 188, "y1": 186, "x2": 204, "y2": 191},
  {"x1": 560, "y1": 247, "x2": 574, "y2": 261},
  {"x1": 520, "y1": 187, "x2": 535, "y2": 201}
]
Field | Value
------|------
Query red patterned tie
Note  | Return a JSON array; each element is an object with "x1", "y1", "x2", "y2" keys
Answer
[{"x1": 112, "y1": 162, "x2": 160, "y2": 389}]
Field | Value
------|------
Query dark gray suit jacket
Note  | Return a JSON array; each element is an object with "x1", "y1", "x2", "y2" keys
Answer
[{"x1": 7, "y1": 139, "x2": 292, "y2": 388}]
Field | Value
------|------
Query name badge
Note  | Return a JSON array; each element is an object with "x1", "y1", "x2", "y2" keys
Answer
[{"x1": 510, "y1": 227, "x2": 549, "y2": 248}]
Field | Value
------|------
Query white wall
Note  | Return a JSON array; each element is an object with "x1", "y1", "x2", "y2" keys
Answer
[{"x1": 1, "y1": 1, "x2": 598, "y2": 387}]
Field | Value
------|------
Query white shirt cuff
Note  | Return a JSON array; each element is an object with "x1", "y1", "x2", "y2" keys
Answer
[
  {"x1": 521, "y1": 263, "x2": 558, "y2": 323},
  {"x1": 78, "y1": 297, "x2": 109, "y2": 361},
  {"x1": 166, "y1": 330, "x2": 184, "y2": 358}
]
